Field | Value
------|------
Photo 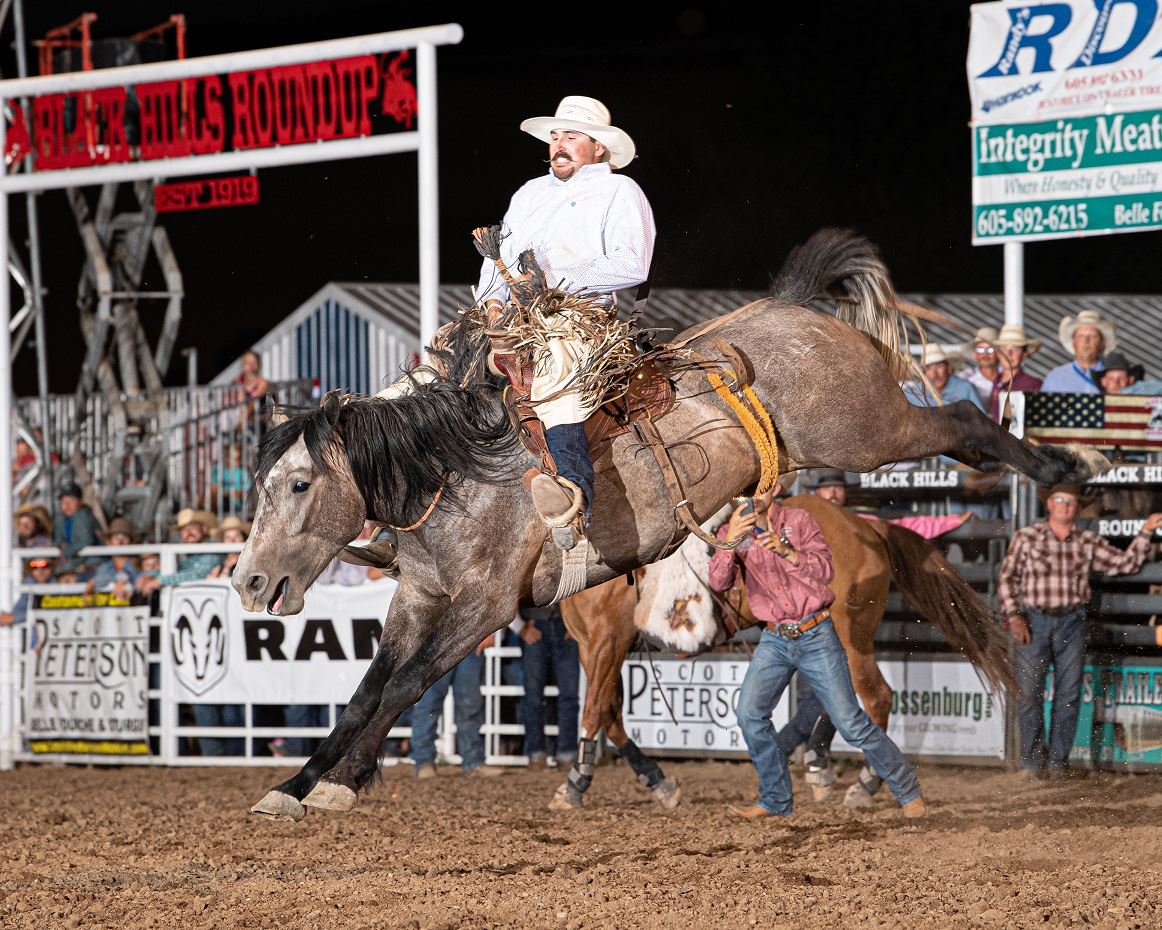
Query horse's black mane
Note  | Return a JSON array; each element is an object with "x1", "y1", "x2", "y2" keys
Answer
[{"x1": 256, "y1": 375, "x2": 519, "y2": 525}]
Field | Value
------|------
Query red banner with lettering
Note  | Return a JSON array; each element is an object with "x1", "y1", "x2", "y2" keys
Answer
[{"x1": 5, "y1": 51, "x2": 417, "y2": 173}]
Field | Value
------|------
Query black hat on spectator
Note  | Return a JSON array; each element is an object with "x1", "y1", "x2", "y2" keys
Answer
[
  {"x1": 806, "y1": 468, "x2": 850, "y2": 490},
  {"x1": 1099, "y1": 351, "x2": 1144, "y2": 381},
  {"x1": 58, "y1": 482, "x2": 83, "y2": 500},
  {"x1": 1036, "y1": 482, "x2": 1096, "y2": 506}
]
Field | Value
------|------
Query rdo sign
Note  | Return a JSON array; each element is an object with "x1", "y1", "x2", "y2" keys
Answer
[{"x1": 969, "y1": 0, "x2": 1162, "y2": 243}]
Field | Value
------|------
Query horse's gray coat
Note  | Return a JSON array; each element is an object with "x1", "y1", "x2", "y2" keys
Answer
[{"x1": 233, "y1": 232, "x2": 1106, "y2": 819}]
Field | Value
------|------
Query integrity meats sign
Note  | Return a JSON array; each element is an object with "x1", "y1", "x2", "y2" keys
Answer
[{"x1": 968, "y1": 0, "x2": 1162, "y2": 242}]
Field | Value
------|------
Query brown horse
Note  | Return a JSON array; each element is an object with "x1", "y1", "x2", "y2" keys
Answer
[
  {"x1": 554, "y1": 494, "x2": 1010, "y2": 809},
  {"x1": 234, "y1": 229, "x2": 1102, "y2": 821}
]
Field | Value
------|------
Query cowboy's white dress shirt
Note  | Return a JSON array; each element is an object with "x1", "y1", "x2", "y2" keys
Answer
[{"x1": 476, "y1": 163, "x2": 655, "y2": 305}]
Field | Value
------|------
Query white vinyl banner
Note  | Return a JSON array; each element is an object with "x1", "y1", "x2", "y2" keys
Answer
[
  {"x1": 164, "y1": 578, "x2": 398, "y2": 704},
  {"x1": 833, "y1": 658, "x2": 1006, "y2": 760},
  {"x1": 969, "y1": 0, "x2": 1162, "y2": 242},
  {"x1": 26, "y1": 595, "x2": 151, "y2": 756},
  {"x1": 620, "y1": 655, "x2": 789, "y2": 757}
]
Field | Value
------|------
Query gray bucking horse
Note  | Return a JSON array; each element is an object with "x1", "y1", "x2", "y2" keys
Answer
[{"x1": 233, "y1": 229, "x2": 1107, "y2": 820}]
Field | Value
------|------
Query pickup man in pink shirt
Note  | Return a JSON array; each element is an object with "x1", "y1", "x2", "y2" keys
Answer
[{"x1": 710, "y1": 482, "x2": 927, "y2": 820}]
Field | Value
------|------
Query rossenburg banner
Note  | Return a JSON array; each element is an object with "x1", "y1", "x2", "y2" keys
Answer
[
  {"x1": 26, "y1": 594, "x2": 151, "y2": 756},
  {"x1": 164, "y1": 578, "x2": 399, "y2": 704},
  {"x1": 969, "y1": 1, "x2": 1162, "y2": 242}
]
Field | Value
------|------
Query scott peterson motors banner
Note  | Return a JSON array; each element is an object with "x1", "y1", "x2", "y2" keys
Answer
[{"x1": 26, "y1": 594, "x2": 151, "y2": 756}]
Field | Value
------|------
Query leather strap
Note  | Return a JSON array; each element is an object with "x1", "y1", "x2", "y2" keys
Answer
[{"x1": 634, "y1": 418, "x2": 741, "y2": 552}]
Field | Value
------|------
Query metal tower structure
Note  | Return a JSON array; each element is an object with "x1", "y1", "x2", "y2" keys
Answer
[{"x1": 33, "y1": 12, "x2": 186, "y2": 530}]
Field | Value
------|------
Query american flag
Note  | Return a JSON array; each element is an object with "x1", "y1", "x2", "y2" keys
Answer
[{"x1": 1023, "y1": 392, "x2": 1162, "y2": 450}]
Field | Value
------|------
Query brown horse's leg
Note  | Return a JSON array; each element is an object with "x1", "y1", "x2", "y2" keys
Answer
[{"x1": 551, "y1": 578, "x2": 681, "y2": 810}]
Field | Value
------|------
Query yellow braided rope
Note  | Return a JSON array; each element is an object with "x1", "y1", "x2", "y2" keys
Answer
[{"x1": 707, "y1": 372, "x2": 780, "y2": 493}]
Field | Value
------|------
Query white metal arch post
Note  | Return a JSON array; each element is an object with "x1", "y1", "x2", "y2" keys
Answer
[{"x1": 0, "y1": 24, "x2": 462, "y2": 766}]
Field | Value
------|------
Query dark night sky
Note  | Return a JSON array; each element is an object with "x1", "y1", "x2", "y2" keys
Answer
[{"x1": 10, "y1": 1, "x2": 1162, "y2": 395}]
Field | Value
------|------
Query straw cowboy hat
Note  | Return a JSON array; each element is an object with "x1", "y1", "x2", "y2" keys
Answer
[
  {"x1": 1058, "y1": 309, "x2": 1117, "y2": 354},
  {"x1": 172, "y1": 508, "x2": 218, "y2": 532},
  {"x1": 520, "y1": 96, "x2": 636, "y2": 169},
  {"x1": 215, "y1": 514, "x2": 251, "y2": 540},
  {"x1": 962, "y1": 325, "x2": 998, "y2": 355},
  {"x1": 101, "y1": 516, "x2": 138, "y2": 544},
  {"x1": 15, "y1": 503, "x2": 52, "y2": 536},
  {"x1": 991, "y1": 323, "x2": 1042, "y2": 355},
  {"x1": 919, "y1": 345, "x2": 961, "y2": 367}
]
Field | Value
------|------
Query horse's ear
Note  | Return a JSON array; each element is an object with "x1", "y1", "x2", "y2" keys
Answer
[
  {"x1": 270, "y1": 402, "x2": 288, "y2": 426},
  {"x1": 321, "y1": 389, "x2": 343, "y2": 425}
]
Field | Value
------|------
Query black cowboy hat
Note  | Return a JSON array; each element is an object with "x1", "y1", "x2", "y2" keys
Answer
[
  {"x1": 1099, "y1": 351, "x2": 1145, "y2": 381},
  {"x1": 806, "y1": 468, "x2": 850, "y2": 489}
]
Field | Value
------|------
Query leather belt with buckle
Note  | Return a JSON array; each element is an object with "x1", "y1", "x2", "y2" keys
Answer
[
  {"x1": 768, "y1": 608, "x2": 831, "y2": 640},
  {"x1": 1039, "y1": 604, "x2": 1084, "y2": 618}
]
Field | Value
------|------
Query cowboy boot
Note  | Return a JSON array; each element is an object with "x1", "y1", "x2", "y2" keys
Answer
[{"x1": 340, "y1": 527, "x2": 399, "y2": 572}]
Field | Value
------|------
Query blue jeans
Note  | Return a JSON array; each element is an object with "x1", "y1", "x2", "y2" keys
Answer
[
  {"x1": 776, "y1": 674, "x2": 825, "y2": 756},
  {"x1": 737, "y1": 621, "x2": 921, "y2": 815},
  {"x1": 284, "y1": 705, "x2": 329, "y2": 757},
  {"x1": 410, "y1": 651, "x2": 486, "y2": 771},
  {"x1": 1015, "y1": 606, "x2": 1086, "y2": 771},
  {"x1": 520, "y1": 616, "x2": 580, "y2": 759},
  {"x1": 192, "y1": 704, "x2": 245, "y2": 756}
]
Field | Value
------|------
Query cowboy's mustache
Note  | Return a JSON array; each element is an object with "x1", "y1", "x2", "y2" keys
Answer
[{"x1": 545, "y1": 151, "x2": 574, "y2": 163}]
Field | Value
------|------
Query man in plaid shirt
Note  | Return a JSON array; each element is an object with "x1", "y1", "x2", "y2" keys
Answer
[{"x1": 1000, "y1": 483, "x2": 1162, "y2": 778}]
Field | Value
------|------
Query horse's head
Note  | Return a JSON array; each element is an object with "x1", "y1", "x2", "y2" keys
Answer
[{"x1": 233, "y1": 397, "x2": 366, "y2": 615}]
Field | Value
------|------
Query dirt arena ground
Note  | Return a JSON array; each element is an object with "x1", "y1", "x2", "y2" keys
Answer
[{"x1": 0, "y1": 759, "x2": 1159, "y2": 930}]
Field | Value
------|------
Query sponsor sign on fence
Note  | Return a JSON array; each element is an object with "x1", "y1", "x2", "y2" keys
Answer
[
  {"x1": 26, "y1": 595, "x2": 151, "y2": 756},
  {"x1": 969, "y1": 0, "x2": 1162, "y2": 242},
  {"x1": 1052, "y1": 659, "x2": 1162, "y2": 770},
  {"x1": 164, "y1": 579, "x2": 398, "y2": 705},
  {"x1": 833, "y1": 657, "x2": 1006, "y2": 760}
]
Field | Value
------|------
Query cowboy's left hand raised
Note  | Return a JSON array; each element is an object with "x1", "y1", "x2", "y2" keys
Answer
[{"x1": 1142, "y1": 513, "x2": 1162, "y2": 534}]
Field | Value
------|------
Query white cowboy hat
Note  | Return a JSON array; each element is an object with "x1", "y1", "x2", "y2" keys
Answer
[
  {"x1": 173, "y1": 508, "x2": 218, "y2": 532},
  {"x1": 1058, "y1": 309, "x2": 1117, "y2": 355},
  {"x1": 520, "y1": 96, "x2": 636, "y2": 169},
  {"x1": 919, "y1": 345, "x2": 956, "y2": 367},
  {"x1": 992, "y1": 323, "x2": 1042, "y2": 356},
  {"x1": 962, "y1": 325, "x2": 999, "y2": 355}
]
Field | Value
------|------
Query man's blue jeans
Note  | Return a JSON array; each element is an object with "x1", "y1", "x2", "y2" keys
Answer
[
  {"x1": 410, "y1": 651, "x2": 486, "y2": 771},
  {"x1": 1015, "y1": 606, "x2": 1086, "y2": 771},
  {"x1": 520, "y1": 615, "x2": 580, "y2": 760},
  {"x1": 737, "y1": 621, "x2": 921, "y2": 815}
]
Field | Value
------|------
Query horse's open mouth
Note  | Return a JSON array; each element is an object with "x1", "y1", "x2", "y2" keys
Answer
[{"x1": 267, "y1": 577, "x2": 290, "y2": 615}]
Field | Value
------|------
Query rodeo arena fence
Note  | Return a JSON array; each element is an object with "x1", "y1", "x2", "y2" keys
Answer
[{"x1": 2, "y1": 396, "x2": 1161, "y2": 774}]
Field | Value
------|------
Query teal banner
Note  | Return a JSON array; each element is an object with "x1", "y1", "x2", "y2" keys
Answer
[
  {"x1": 1046, "y1": 661, "x2": 1162, "y2": 769},
  {"x1": 974, "y1": 191, "x2": 1162, "y2": 240}
]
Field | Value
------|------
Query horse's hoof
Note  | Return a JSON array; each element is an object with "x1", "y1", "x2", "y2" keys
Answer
[
  {"x1": 810, "y1": 785, "x2": 835, "y2": 803},
  {"x1": 651, "y1": 776, "x2": 681, "y2": 810},
  {"x1": 843, "y1": 781, "x2": 877, "y2": 809},
  {"x1": 548, "y1": 783, "x2": 583, "y2": 811},
  {"x1": 250, "y1": 790, "x2": 306, "y2": 821},
  {"x1": 302, "y1": 781, "x2": 358, "y2": 812}
]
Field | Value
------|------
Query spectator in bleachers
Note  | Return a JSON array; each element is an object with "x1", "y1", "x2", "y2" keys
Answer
[
  {"x1": 517, "y1": 604, "x2": 580, "y2": 768},
  {"x1": 52, "y1": 482, "x2": 101, "y2": 578},
  {"x1": 15, "y1": 504, "x2": 53, "y2": 548},
  {"x1": 0, "y1": 557, "x2": 56, "y2": 646},
  {"x1": 137, "y1": 509, "x2": 220, "y2": 596},
  {"x1": 237, "y1": 350, "x2": 271, "y2": 438},
  {"x1": 211, "y1": 441, "x2": 252, "y2": 514},
  {"x1": 1000, "y1": 483, "x2": 1162, "y2": 780},
  {"x1": 903, "y1": 346, "x2": 985, "y2": 412},
  {"x1": 86, "y1": 517, "x2": 139, "y2": 599},
  {"x1": 410, "y1": 637, "x2": 505, "y2": 779},
  {"x1": 960, "y1": 326, "x2": 999, "y2": 405},
  {"x1": 1041, "y1": 309, "x2": 1115, "y2": 394},
  {"x1": 1094, "y1": 351, "x2": 1162, "y2": 396},
  {"x1": 988, "y1": 323, "x2": 1043, "y2": 421},
  {"x1": 209, "y1": 515, "x2": 249, "y2": 578}
]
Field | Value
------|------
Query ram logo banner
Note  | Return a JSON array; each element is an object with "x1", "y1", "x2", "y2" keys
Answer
[
  {"x1": 163, "y1": 579, "x2": 399, "y2": 704},
  {"x1": 170, "y1": 585, "x2": 230, "y2": 697},
  {"x1": 969, "y1": 0, "x2": 1162, "y2": 242}
]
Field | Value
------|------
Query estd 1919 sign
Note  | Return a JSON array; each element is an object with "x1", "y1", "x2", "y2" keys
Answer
[{"x1": 154, "y1": 174, "x2": 260, "y2": 213}]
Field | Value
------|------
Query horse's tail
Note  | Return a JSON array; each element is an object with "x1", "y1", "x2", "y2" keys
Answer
[
  {"x1": 872, "y1": 520, "x2": 1014, "y2": 694},
  {"x1": 770, "y1": 228, "x2": 933, "y2": 380}
]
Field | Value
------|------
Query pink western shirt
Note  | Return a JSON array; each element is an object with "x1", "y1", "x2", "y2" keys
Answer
[{"x1": 708, "y1": 503, "x2": 835, "y2": 625}]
